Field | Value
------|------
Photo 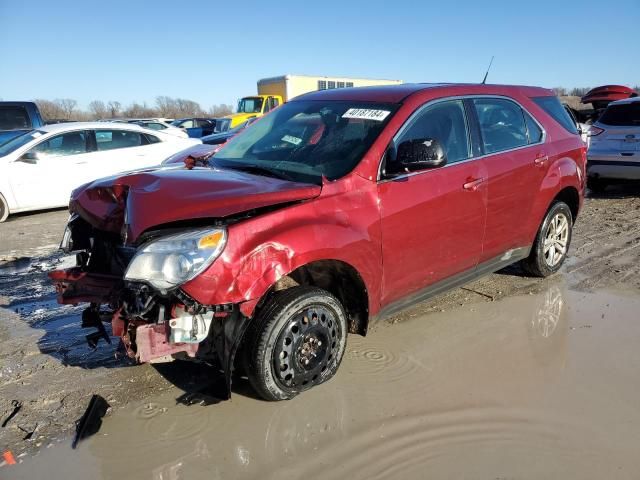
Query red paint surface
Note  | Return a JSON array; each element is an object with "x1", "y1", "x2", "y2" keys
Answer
[{"x1": 56, "y1": 83, "x2": 585, "y2": 330}]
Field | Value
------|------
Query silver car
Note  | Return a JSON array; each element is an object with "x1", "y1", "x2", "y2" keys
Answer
[{"x1": 587, "y1": 96, "x2": 640, "y2": 192}]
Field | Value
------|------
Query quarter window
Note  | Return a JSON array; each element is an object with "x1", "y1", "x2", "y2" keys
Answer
[
  {"x1": 473, "y1": 98, "x2": 528, "y2": 154},
  {"x1": 524, "y1": 111, "x2": 543, "y2": 144},
  {"x1": 32, "y1": 131, "x2": 87, "y2": 157},
  {"x1": 95, "y1": 130, "x2": 146, "y2": 151},
  {"x1": 394, "y1": 100, "x2": 470, "y2": 164},
  {"x1": 532, "y1": 96, "x2": 579, "y2": 134}
]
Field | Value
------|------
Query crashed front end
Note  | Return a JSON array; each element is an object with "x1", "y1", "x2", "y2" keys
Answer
[{"x1": 48, "y1": 188, "x2": 251, "y2": 398}]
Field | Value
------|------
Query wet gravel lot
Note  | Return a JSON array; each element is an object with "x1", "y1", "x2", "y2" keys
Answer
[{"x1": 1, "y1": 185, "x2": 640, "y2": 477}]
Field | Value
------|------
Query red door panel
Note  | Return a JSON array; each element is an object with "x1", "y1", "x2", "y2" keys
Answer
[{"x1": 378, "y1": 160, "x2": 487, "y2": 307}]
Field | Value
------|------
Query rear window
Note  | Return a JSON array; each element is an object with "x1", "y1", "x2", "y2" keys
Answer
[
  {"x1": 0, "y1": 106, "x2": 30, "y2": 130},
  {"x1": 599, "y1": 103, "x2": 640, "y2": 126},
  {"x1": 532, "y1": 96, "x2": 578, "y2": 134}
]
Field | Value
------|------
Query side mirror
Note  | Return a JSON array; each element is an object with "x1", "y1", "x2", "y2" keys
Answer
[
  {"x1": 18, "y1": 152, "x2": 39, "y2": 164},
  {"x1": 392, "y1": 138, "x2": 447, "y2": 173}
]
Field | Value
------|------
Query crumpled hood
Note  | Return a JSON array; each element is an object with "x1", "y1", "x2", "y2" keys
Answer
[{"x1": 70, "y1": 166, "x2": 321, "y2": 243}]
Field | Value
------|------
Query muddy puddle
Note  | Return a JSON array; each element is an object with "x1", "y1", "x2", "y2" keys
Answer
[{"x1": 5, "y1": 283, "x2": 640, "y2": 479}]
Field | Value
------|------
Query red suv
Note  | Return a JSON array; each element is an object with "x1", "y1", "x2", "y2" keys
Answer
[{"x1": 50, "y1": 83, "x2": 586, "y2": 401}]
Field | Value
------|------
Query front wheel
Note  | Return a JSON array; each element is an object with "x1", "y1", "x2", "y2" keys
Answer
[
  {"x1": 522, "y1": 201, "x2": 573, "y2": 277},
  {"x1": 242, "y1": 286, "x2": 348, "y2": 401}
]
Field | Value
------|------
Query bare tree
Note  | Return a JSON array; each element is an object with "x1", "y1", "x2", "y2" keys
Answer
[
  {"x1": 552, "y1": 87, "x2": 568, "y2": 97},
  {"x1": 33, "y1": 99, "x2": 65, "y2": 121},
  {"x1": 55, "y1": 98, "x2": 78, "y2": 119},
  {"x1": 88, "y1": 100, "x2": 108, "y2": 120},
  {"x1": 107, "y1": 100, "x2": 122, "y2": 118},
  {"x1": 209, "y1": 103, "x2": 234, "y2": 117}
]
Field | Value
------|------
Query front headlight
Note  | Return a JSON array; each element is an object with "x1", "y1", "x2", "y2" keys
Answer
[{"x1": 124, "y1": 228, "x2": 227, "y2": 291}]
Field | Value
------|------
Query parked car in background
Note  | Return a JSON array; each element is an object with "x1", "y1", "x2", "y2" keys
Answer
[
  {"x1": 133, "y1": 119, "x2": 189, "y2": 138},
  {"x1": 587, "y1": 97, "x2": 640, "y2": 192},
  {"x1": 50, "y1": 83, "x2": 585, "y2": 402},
  {"x1": 563, "y1": 104, "x2": 590, "y2": 144},
  {"x1": 0, "y1": 101, "x2": 45, "y2": 144},
  {"x1": 0, "y1": 122, "x2": 200, "y2": 221},
  {"x1": 171, "y1": 118, "x2": 217, "y2": 138},
  {"x1": 201, "y1": 117, "x2": 257, "y2": 147}
]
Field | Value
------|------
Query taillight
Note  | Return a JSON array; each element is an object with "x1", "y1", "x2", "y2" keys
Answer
[{"x1": 588, "y1": 126, "x2": 604, "y2": 136}]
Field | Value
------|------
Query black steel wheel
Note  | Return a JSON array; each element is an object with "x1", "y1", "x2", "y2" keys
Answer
[{"x1": 243, "y1": 286, "x2": 347, "y2": 401}]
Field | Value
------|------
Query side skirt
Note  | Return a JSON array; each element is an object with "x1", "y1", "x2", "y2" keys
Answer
[{"x1": 373, "y1": 246, "x2": 531, "y2": 322}]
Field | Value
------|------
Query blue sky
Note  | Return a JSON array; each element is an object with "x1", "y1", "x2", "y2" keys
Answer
[{"x1": 1, "y1": 0, "x2": 638, "y2": 110}]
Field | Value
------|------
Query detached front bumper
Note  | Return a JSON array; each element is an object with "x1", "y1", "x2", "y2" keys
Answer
[{"x1": 49, "y1": 267, "x2": 251, "y2": 399}]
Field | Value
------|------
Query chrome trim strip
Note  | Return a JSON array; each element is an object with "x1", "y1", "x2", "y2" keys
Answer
[{"x1": 377, "y1": 94, "x2": 547, "y2": 183}]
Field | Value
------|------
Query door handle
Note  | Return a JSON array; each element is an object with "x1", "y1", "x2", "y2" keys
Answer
[
  {"x1": 534, "y1": 153, "x2": 548, "y2": 165},
  {"x1": 75, "y1": 161, "x2": 88, "y2": 165},
  {"x1": 463, "y1": 178, "x2": 484, "y2": 191}
]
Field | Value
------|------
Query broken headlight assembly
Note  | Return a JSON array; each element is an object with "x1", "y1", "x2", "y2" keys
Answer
[{"x1": 124, "y1": 228, "x2": 227, "y2": 291}]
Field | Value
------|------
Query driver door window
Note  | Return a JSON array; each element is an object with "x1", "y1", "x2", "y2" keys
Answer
[
  {"x1": 393, "y1": 100, "x2": 470, "y2": 168},
  {"x1": 32, "y1": 131, "x2": 88, "y2": 157}
]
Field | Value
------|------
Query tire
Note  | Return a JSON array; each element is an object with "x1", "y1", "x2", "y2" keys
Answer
[
  {"x1": 587, "y1": 177, "x2": 607, "y2": 194},
  {"x1": 242, "y1": 286, "x2": 348, "y2": 401},
  {"x1": 522, "y1": 201, "x2": 573, "y2": 278},
  {"x1": 0, "y1": 193, "x2": 9, "y2": 223}
]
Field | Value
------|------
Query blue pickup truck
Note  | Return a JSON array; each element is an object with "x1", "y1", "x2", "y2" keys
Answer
[{"x1": 0, "y1": 102, "x2": 45, "y2": 144}]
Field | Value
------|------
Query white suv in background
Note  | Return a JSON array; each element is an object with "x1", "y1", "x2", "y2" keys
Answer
[
  {"x1": 587, "y1": 97, "x2": 640, "y2": 192},
  {"x1": 0, "y1": 122, "x2": 200, "y2": 221}
]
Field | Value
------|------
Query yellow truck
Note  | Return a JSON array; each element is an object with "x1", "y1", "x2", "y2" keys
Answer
[{"x1": 225, "y1": 74, "x2": 403, "y2": 128}]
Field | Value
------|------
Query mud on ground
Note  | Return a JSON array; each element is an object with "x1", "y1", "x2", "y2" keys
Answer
[{"x1": 1, "y1": 185, "x2": 639, "y2": 467}]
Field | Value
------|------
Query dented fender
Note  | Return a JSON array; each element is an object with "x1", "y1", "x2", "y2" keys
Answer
[{"x1": 181, "y1": 174, "x2": 383, "y2": 318}]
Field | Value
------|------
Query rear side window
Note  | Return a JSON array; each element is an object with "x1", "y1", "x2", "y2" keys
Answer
[
  {"x1": 599, "y1": 103, "x2": 640, "y2": 126},
  {"x1": 0, "y1": 106, "x2": 30, "y2": 130},
  {"x1": 532, "y1": 96, "x2": 578, "y2": 134},
  {"x1": 144, "y1": 133, "x2": 161, "y2": 144},
  {"x1": 95, "y1": 130, "x2": 146, "y2": 151},
  {"x1": 473, "y1": 98, "x2": 528, "y2": 154}
]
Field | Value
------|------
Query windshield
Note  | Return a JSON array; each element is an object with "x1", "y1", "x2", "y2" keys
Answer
[
  {"x1": 237, "y1": 97, "x2": 264, "y2": 114},
  {"x1": 213, "y1": 100, "x2": 398, "y2": 185},
  {"x1": 599, "y1": 102, "x2": 640, "y2": 126},
  {"x1": 0, "y1": 130, "x2": 44, "y2": 157},
  {"x1": 213, "y1": 118, "x2": 231, "y2": 133}
]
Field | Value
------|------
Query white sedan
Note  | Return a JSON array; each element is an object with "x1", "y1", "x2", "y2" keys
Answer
[{"x1": 0, "y1": 122, "x2": 201, "y2": 222}]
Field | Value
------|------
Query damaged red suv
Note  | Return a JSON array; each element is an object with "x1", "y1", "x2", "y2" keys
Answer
[{"x1": 50, "y1": 84, "x2": 586, "y2": 401}]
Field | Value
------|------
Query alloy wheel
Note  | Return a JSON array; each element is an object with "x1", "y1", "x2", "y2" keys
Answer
[{"x1": 543, "y1": 212, "x2": 569, "y2": 267}]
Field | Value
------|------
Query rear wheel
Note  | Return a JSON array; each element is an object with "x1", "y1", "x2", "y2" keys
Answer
[
  {"x1": 0, "y1": 194, "x2": 9, "y2": 223},
  {"x1": 522, "y1": 202, "x2": 573, "y2": 277},
  {"x1": 587, "y1": 177, "x2": 607, "y2": 194},
  {"x1": 243, "y1": 286, "x2": 347, "y2": 401}
]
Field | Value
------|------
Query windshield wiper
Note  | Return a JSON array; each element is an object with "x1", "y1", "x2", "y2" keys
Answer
[{"x1": 227, "y1": 164, "x2": 293, "y2": 181}]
